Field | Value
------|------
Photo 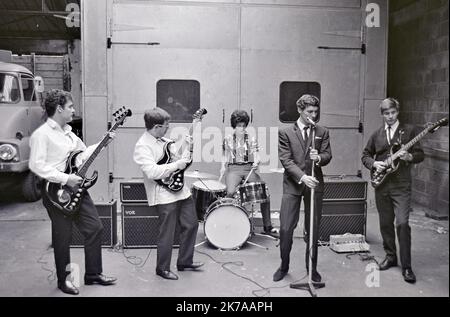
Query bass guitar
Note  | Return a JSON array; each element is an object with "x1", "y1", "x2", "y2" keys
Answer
[{"x1": 44, "y1": 107, "x2": 132, "y2": 216}]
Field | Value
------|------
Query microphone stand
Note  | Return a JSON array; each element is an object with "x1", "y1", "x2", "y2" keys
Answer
[{"x1": 290, "y1": 119, "x2": 325, "y2": 297}]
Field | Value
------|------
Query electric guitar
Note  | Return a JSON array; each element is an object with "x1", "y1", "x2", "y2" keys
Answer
[
  {"x1": 371, "y1": 117, "x2": 448, "y2": 188},
  {"x1": 44, "y1": 107, "x2": 132, "y2": 216},
  {"x1": 156, "y1": 108, "x2": 207, "y2": 192}
]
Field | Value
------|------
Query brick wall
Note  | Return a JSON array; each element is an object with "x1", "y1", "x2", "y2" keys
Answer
[{"x1": 388, "y1": 0, "x2": 449, "y2": 218}]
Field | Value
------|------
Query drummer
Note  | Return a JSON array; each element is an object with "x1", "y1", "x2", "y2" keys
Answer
[{"x1": 220, "y1": 110, "x2": 279, "y2": 238}]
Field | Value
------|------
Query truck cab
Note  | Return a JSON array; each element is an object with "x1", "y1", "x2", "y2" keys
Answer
[{"x1": 0, "y1": 56, "x2": 45, "y2": 201}]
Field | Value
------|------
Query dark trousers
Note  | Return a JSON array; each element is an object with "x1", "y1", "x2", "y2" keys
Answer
[
  {"x1": 42, "y1": 192, "x2": 103, "y2": 283},
  {"x1": 375, "y1": 182, "x2": 412, "y2": 269},
  {"x1": 155, "y1": 197, "x2": 199, "y2": 272},
  {"x1": 279, "y1": 190, "x2": 323, "y2": 272},
  {"x1": 224, "y1": 164, "x2": 272, "y2": 227}
]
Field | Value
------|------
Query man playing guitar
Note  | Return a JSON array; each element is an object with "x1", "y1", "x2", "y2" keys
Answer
[
  {"x1": 29, "y1": 89, "x2": 117, "y2": 295},
  {"x1": 133, "y1": 107, "x2": 204, "y2": 280},
  {"x1": 362, "y1": 98, "x2": 424, "y2": 283}
]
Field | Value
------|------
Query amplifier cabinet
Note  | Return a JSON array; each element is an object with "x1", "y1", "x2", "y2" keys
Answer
[
  {"x1": 120, "y1": 182, "x2": 148, "y2": 203},
  {"x1": 319, "y1": 200, "x2": 367, "y2": 242},
  {"x1": 71, "y1": 200, "x2": 117, "y2": 248},
  {"x1": 323, "y1": 176, "x2": 367, "y2": 201},
  {"x1": 122, "y1": 203, "x2": 180, "y2": 248}
]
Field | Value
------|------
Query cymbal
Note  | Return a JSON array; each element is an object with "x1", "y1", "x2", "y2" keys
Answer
[
  {"x1": 184, "y1": 170, "x2": 218, "y2": 179},
  {"x1": 269, "y1": 168, "x2": 285, "y2": 173}
]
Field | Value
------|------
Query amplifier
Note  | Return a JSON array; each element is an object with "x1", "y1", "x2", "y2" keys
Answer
[
  {"x1": 323, "y1": 176, "x2": 367, "y2": 201},
  {"x1": 120, "y1": 182, "x2": 148, "y2": 203},
  {"x1": 122, "y1": 203, "x2": 180, "y2": 248},
  {"x1": 71, "y1": 200, "x2": 117, "y2": 248},
  {"x1": 319, "y1": 200, "x2": 366, "y2": 242}
]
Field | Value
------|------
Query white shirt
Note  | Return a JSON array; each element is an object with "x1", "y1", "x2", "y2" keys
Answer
[
  {"x1": 29, "y1": 118, "x2": 98, "y2": 185},
  {"x1": 385, "y1": 120, "x2": 399, "y2": 144},
  {"x1": 297, "y1": 118, "x2": 310, "y2": 140},
  {"x1": 133, "y1": 131, "x2": 191, "y2": 206},
  {"x1": 296, "y1": 118, "x2": 321, "y2": 184}
]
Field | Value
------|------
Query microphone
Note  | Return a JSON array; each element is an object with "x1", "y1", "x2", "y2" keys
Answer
[{"x1": 306, "y1": 117, "x2": 316, "y2": 127}]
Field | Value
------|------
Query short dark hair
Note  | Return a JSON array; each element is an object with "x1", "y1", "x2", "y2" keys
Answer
[
  {"x1": 296, "y1": 94, "x2": 320, "y2": 110},
  {"x1": 144, "y1": 107, "x2": 171, "y2": 130},
  {"x1": 230, "y1": 110, "x2": 250, "y2": 129},
  {"x1": 380, "y1": 98, "x2": 400, "y2": 114},
  {"x1": 44, "y1": 89, "x2": 73, "y2": 117}
]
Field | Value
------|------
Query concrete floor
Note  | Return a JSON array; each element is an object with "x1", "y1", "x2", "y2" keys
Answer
[{"x1": 0, "y1": 198, "x2": 448, "y2": 297}]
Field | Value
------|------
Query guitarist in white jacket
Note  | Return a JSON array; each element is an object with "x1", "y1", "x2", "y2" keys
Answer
[
  {"x1": 29, "y1": 89, "x2": 117, "y2": 295},
  {"x1": 361, "y1": 98, "x2": 424, "y2": 284},
  {"x1": 133, "y1": 107, "x2": 204, "y2": 280}
]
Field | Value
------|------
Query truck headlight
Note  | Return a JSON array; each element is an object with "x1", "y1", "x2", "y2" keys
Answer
[{"x1": 0, "y1": 144, "x2": 18, "y2": 161}]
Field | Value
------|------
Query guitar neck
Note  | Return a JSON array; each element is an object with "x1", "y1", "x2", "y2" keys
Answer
[
  {"x1": 78, "y1": 122, "x2": 120, "y2": 177},
  {"x1": 389, "y1": 126, "x2": 430, "y2": 161}
]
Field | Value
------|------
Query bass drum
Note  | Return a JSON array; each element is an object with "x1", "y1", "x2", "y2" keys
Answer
[{"x1": 203, "y1": 200, "x2": 251, "y2": 250}]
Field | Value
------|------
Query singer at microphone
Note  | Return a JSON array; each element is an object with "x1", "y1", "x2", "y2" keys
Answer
[{"x1": 274, "y1": 94, "x2": 332, "y2": 284}]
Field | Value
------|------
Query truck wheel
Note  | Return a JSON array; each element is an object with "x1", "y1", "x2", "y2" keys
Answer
[{"x1": 22, "y1": 171, "x2": 42, "y2": 202}]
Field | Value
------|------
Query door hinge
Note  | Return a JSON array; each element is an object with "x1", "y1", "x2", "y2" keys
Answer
[
  {"x1": 107, "y1": 37, "x2": 112, "y2": 49},
  {"x1": 109, "y1": 172, "x2": 114, "y2": 183},
  {"x1": 107, "y1": 121, "x2": 112, "y2": 130},
  {"x1": 358, "y1": 122, "x2": 364, "y2": 133}
]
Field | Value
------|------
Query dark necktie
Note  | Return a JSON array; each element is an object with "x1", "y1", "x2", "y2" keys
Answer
[
  {"x1": 303, "y1": 126, "x2": 309, "y2": 147},
  {"x1": 387, "y1": 126, "x2": 392, "y2": 145}
]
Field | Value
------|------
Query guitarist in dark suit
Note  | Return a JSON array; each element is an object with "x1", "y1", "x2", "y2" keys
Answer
[
  {"x1": 362, "y1": 98, "x2": 424, "y2": 283},
  {"x1": 133, "y1": 107, "x2": 203, "y2": 280},
  {"x1": 273, "y1": 94, "x2": 332, "y2": 282},
  {"x1": 29, "y1": 89, "x2": 117, "y2": 295}
]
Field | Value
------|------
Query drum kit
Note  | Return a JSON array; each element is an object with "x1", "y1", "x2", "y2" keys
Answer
[{"x1": 186, "y1": 168, "x2": 282, "y2": 250}]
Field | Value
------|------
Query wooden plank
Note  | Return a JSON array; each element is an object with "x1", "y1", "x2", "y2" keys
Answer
[{"x1": 35, "y1": 63, "x2": 64, "y2": 71}]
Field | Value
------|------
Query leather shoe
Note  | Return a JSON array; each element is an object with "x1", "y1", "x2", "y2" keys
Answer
[
  {"x1": 273, "y1": 268, "x2": 288, "y2": 282},
  {"x1": 156, "y1": 270, "x2": 179, "y2": 280},
  {"x1": 84, "y1": 273, "x2": 117, "y2": 286},
  {"x1": 58, "y1": 281, "x2": 79, "y2": 295},
  {"x1": 262, "y1": 226, "x2": 279, "y2": 238},
  {"x1": 177, "y1": 261, "x2": 204, "y2": 271},
  {"x1": 402, "y1": 268, "x2": 416, "y2": 284},
  {"x1": 378, "y1": 257, "x2": 397, "y2": 271}
]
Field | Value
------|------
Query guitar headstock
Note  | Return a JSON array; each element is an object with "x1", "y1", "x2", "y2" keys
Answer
[
  {"x1": 192, "y1": 108, "x2": 207, "y2": 123},
  {"x1": 112, "y1": 106, "x2": 133, "y2": 127},
  {"x1": 427, "y1": 117, "x2": 448, "y2": 133}
]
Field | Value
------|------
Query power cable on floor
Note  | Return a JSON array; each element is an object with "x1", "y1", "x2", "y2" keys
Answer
[
  {"x1": 107, "y1": 244, "x2": 152, "y2": 268},
  {"x1": 195, "y1": 248, "x2": 307, "y2": 297},
  {"x1": 36, "y1": 245, "x2": 56, "y2": 284}
]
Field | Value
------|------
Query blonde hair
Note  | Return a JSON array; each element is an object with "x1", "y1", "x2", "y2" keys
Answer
[{"x1": 380, "y1": 98, "x2": 400, "y2": 114}]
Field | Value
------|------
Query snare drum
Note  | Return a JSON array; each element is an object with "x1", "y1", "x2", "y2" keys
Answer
[
  {"x1": 238, "y1": 182, "x2": 268, "y2": 205},
  {"x1": 191, "y1": 180, "x2": 227, "y2": 220},
  {"x1": 204, "y1": 200, "x2": 251, "y2": 250}
]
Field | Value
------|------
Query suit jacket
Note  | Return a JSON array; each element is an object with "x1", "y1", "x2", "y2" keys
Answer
[
  {"x1": 278, "y1": 122, "x2": 332, "y2": 195},
  {"x1": 361, "y1": 123, "x2": 424, "y2": 185}
]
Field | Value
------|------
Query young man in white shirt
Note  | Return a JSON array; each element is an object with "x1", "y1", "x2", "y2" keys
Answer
[
  {"x1": 29, "y1": 89, "x2": 117, "y2": 295},
  {"x1": 134, "y1": 107, "x2": 203, "y2": 280}
]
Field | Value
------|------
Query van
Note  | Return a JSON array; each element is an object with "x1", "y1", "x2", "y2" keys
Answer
[{"x1": 0, "y1": 51, "x2": 45, "y2": 201}]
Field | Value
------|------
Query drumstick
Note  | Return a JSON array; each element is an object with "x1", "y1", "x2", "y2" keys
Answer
[{"x1": 242, "y1": 166, "x2": 256, "y2": 186}]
